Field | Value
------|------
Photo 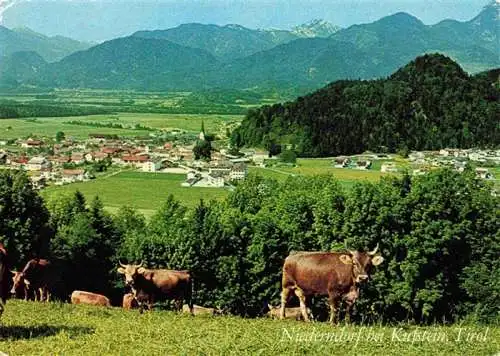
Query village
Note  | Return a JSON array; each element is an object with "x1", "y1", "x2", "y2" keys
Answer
[{"x1": 0, "y1": 128, "x2": 498, "y2": 191}]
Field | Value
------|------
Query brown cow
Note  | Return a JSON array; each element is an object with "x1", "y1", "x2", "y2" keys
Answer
[
  {"x1": 280, "y1": 245, "x2": 384, "y2": 323},
  {"x1": 0, "y1": 243, "x2": 9, "y2": 318},
  {"x1": 182, "y1": 304, "x2": 221, "y2": 316},
  {"x1": 10, "y1": 259, "x2": 54, "y2": 302},
  {"x1": 267, "y1": 303, "x2": 312, "y2": 321},
  {"x1": 117, "y1": 262, "x2": 193, "y2": 314},
  {"x1": 71, "y1": 290, "x2": 111, "y2": 307},
  {"x1": 122, "y1": 293, "x2": 139, "y2": 310}
]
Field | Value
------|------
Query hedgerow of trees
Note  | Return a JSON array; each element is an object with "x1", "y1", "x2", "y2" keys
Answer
[
  {"x1": 232, "y1": 54, "x2": 500, "y2": 156},
  {"x1": 0, "y1": 168, "x2": 498, "y2": 323}
]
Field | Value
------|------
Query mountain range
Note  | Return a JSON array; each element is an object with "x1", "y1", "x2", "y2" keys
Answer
[
  {"x1": 0, "y1": 26, "x2": 92, "y2": 63},
  {"x1": 1, "y1": 2, "x2": 498, "y2": 92}
]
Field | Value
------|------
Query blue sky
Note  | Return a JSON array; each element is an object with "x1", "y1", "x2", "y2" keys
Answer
[{"x1": 1, "y1": 0, "x2": 490, "y2": 42}]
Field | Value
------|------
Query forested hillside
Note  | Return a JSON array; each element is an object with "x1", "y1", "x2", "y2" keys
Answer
[{"x1": 232, "y1": 54, "x2": 499, "y2": 156}]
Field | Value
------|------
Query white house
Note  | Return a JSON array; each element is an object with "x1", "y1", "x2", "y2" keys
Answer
[
  {"x1": 229, "y1": 163, "x2": 248, "y2": 180},
  {"x1": 475, "y1": 168, "x2": 493, "y2": 180},
  {"x1": 142, "y1": 159, "x2": 163, "y2": 172},
  {"x1": 381, "y1": 162, "x2": 398, "y2": 173},
  {"x1": 61, "y1": 169, "x2": 85, "y2": 184},
  {"x1": 26, "y1": 157, "x2": 51, "y2": 171}
]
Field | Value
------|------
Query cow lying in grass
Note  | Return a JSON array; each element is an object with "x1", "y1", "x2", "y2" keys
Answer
[
  {"x1": 267, "y1": 303, "x2": 312, "y2": 321},
  {"x1": 71, "y1": 290, "x2": 111, "y2": 307},
  {"x1": 182, "y1": 304, "x2": 222, "y2": 316}
]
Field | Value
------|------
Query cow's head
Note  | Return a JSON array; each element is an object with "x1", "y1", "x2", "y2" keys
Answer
[
  {"x1": 10, "y1": 271, "x2": 29, "y2": 296},
  {"x1": 117, "y1": 261, "x2": 145, "y2": 287},
  {"x1": 339, "y1": 244, "x2": 384, "y2": 284}
]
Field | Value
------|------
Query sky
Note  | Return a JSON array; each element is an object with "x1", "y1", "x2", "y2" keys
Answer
[{"x1": 0, "y1": 0, "x2": 491, "y2": 42}]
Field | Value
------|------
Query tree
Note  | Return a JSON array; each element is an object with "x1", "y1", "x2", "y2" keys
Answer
[
  {"x1": 0, "y1": 170, "x2": 51, "y2": 267},
  {"x1": 193, "y1": 139, "x2": 212, "y2": 160},
  {"x1": 279, "y1": 149, "x2": 297, "y2": 164},
  {"x1": 55, "y1": 131, "x2": 65, "y2": 143}
]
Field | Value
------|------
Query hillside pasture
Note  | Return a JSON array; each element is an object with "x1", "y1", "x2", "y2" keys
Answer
[{"x1": 0, "y1": 300, "x2": 497, "y2": 355}]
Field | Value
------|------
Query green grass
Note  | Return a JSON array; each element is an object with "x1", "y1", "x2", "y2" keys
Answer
[
  {"x1": 0, "y1": 300, "x2": 498, "y2": 355},
  {"x1": 250, "y1": 158, "x2": 396, "y2": 189},
  {"x1": 0, "y1": 113, "x2": 242, "y2": 140},
  {"x1": 41, "y1": 172, "x2": 229, "y2": 212}
]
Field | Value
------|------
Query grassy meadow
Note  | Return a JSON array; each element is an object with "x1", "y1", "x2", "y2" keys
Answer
[
  {"x1": 0, "y1": 300, "x2": 497, "y2": 355},
  {"x1": 42, "y1": 172, "x2": 229, "y2": 214}
]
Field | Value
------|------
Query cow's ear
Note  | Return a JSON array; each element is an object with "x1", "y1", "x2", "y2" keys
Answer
[
  {"x1": 371, "y1": 255, "x2": 384, "y2": 266},
  {"x1": 339, "y1": 254, "x2": 353, "y2": 264},
  {"x1": 137, "y1": 267, "x2": 146, "y2": 274},
  {"x1": 117, "y1": 267, "x2": 126, "y2": 274}
]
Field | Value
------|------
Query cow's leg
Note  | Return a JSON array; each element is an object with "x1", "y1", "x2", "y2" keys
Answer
[
  {"x1": 294, "y1": 288, "x2": 310, "y2": 322},
  {"x1": 279, "y1": 287, "x2": 291, "y2": 319},
  {"x1": 328, "y1": 294, "x2": 340, "y2": 325},
  {"x1": 345, "y1": 300, "x2": 354, "y2": 325},
  {"x1": 174, "y1": 298, "x2": 183, "y2": 312}
]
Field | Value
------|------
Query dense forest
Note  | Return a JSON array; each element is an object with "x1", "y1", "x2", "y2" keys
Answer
[
  {"x1": 1, "y1": 168, "x2": 498, "y2": 323},
  {"x1": 0, "y1": 101, "x2": 110, "y2": 118},
  {"x1": 232, "y1": 54, "x2": 499, "y2": 156}
]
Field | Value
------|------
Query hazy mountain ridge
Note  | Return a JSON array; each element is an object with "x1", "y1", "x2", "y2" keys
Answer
[
  {"x1": 2, "y1": 4, "x2": 498, "y2": 91},
  {"x1": 0, "y1": 26, "x2": 92, "y2": 62}
]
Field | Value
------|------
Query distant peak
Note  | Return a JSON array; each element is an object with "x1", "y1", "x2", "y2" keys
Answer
[
  {"x1": 379, "y1": 12, "x2": 424, "y2": 24},
  {"x1": 292, "y1": 19, "x2": 341, "y2": 38}
]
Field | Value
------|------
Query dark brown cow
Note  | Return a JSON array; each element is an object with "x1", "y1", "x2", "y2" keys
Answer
[
  {"x1": 0, "y1": 243, "x2": 9, "y2": 318},
  {"x1": 117, "y1": 262, "x2": 193, "y2": 314},
  {"x1": 280, "y1": 245, "x2": 384, "y2": 323},
  {"x1": 122, "y1": 292, "x2": 139, "y2": 310},
  {"x1": 71, "y1": 290, "x2": 111, "y2": 307},
  {"x1": 11, "y1": 259, "x2": 54, "y2": 302}
]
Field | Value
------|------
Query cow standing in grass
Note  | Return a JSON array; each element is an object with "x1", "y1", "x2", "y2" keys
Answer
[
  {"x1": 117, "y1": 262, "x2": 194, "y2": 314},
  {"x1": 280, "y1": 245, "x2": 384, "y2": 323},
  {"x1": 11, "y1": 258, "x2": 55, "y2": 302}
]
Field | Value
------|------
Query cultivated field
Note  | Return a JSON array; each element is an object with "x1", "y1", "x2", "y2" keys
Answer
[
  {"x1": 0, "y1": 113, "x2": 242, "y2": 140},
  {"x1": 42, "y1": 172, "x2": 229, "y2": 214},
  {"x1": 0, "y1": 300, "x2": 497, "y2": 355}
]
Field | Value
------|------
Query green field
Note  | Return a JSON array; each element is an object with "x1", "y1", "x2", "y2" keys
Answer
[
  {"x1": 250, "y1": 158, "x2": 396, "y2": 189},
  {"x1": 41, "y1": 160, "x2": 394, "y2": 216},
  {"x1": 42, "y1": 172, "x2": 229, "y2": 214},
  {"x1": 0, "y1": 113, "x2": 243, "y2": 140},
  {"x1": 0, "y1": 300, "x2": 497, "y2": 355}
]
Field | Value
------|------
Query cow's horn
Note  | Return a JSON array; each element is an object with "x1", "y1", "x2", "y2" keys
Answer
[
  {"x1": 136, "y1": 260, "x2": 144, "y2": 268},
  {"x1": 119, "y1": 260, "x2": 127, "y2": 267},
  {"x1": 368, "y1": 243, "x2": 379, "y2": 256}
]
